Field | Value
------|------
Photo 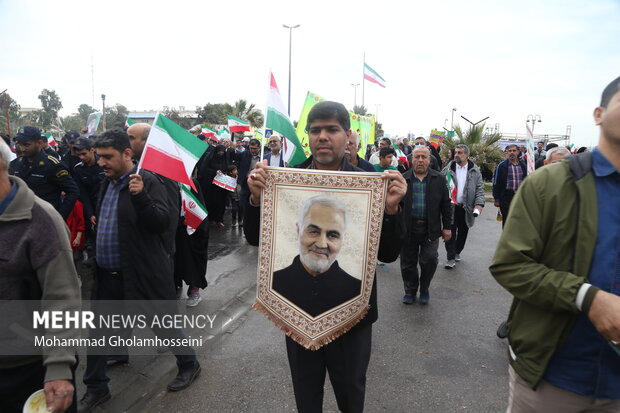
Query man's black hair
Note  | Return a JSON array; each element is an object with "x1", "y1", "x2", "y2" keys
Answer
[
  {"x1": 249, "y1": 138, "x2": 261, "y2": 146},
  {"x1": 600, "y1": 76, "x2": 620, "y2": 108},
  {"x1": 306, "y1": 101, "x2": 350, "y2": 132},
  {"x1": 380, "y1": 137, "x2": 391, "y2": 145},
  {"x1": 546, "y1": 142, "x2": 558, "y2": 151},
  {"x1": 94, "y1": 129, "x2": 132, "y2": 153},
  {"x1": 379, "y1": 147, "x2": 395, "y2": 157},
  {"x1": 577, "y1": 146, "x2": 588, "y2": 153}
]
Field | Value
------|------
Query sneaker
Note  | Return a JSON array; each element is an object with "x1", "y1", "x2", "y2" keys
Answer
[
  {"x1": 455, "y1": 254, "x2": 461, "y2": 262},
  {"x1": 445, "y1": 259, "x2": 456, "y2": 269},
  {"x1": 419, "y1": 291, "x2": 430, "y2": 305},
  {"x1": 78, "y1": 388, "x2": 111, "y2": 413},
  {"x1": 231, "y1": 220, "x2": 237, "y2": 227},
  {"x1": 238, "y1": 220, "x2": 244, "y2": 227},
  {"x1": 402, "y1": 294, "x2": 416, "y2": 305},
  {"x1": 186, "y1": 293, "x2": 202, "y2": 307}
]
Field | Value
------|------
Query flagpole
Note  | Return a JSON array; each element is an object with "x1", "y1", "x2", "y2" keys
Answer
[
  {"x1": 362, "y1": 52, "x2": 366, "y2": 108},
  {"x1": 261, "y1": 70, "x2": 271, "y2": 161}
]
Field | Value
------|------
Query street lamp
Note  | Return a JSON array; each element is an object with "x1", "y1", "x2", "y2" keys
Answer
[
  {"x1": 351, "y1": 83, "x2": 360, "y2": 108},
  {"x1": 283, "y1": 24, "x2": 300, "y2": 116},
  {"x1": 101, "y1": 94, "x2": 106, "y2": 130},
  {"x1": 451, "y1": 108, "x2": 457, "y2": 130},
  {"x1": 526, "y1": 114, "x2": 542, "y2": 133}
]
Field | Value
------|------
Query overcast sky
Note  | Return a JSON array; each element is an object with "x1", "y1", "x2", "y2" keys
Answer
[{"x1": 1, "y1": 0, "x2": 619, "y2": 146}]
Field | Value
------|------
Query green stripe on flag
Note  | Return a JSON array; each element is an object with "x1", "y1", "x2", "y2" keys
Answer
[
  {"x1": 266, "y1": 108, "x2": 306, "y2": 166},
  {"x1": 154, "y1": 114, "x2": 207, "y2": 159},
  {"x1": 181, "y1": 184, "x2": 207, "y2": 210},
  {"x1": 227, "y1": 115, "x2": 247, "y2": 124}
]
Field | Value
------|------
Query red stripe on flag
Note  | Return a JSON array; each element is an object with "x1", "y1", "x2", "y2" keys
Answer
[
  {"x1": 183, "y1": 201, "x2": 205, "y2": 229},
  {"x1": 270, "y1": 72, "x2": 280, "y2": 93},
  {"x1": 140, "y1": 147, "x2": 196, "y2": 190},
  {"x1": 229, "y1": 125, "x2": 250, "y2": 133},
  {"x1": 364, "y1": 74, "x2": 386, "y2": 88}
]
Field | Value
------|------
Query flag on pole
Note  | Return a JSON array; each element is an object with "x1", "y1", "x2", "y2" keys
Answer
[
  {"x1": 201, "y1": 125, "x2": 217, "y2": 139},
  {"x1": 266, "y1": 72, "x2": 307, "y2": 166},
  {"x1": 218, "y1": 126, "x2": 231, "y2": 140},
  {"x1": 525, "y1": 124, "x2": 536, "y2": 174},
  {"x1": 446, "y1": 171, "x2": 458, "y2": 204},
  {"x1": 363, "y1": 63, "x2": 386, "y2": 88},
  {"x1": 395, "y1": 146, "x2": 409, "y2": 167},
  {"x1": 138, "y1": 113, "x2": 208, "y2": 191},
  {"x1": 125, "y1": 117, "x2": 136, "y2": 128},
  {"x1": 227, "y1": 115, "x2": 250, "y2": 133},
  {"x1": 180, "y1": 183, "x2": 208, "y2": 232}
]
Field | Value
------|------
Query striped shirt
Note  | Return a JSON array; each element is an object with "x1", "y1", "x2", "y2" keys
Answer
[
  {"x1": 96, "y1": 172, "x2": 131, "y2": 270},
  {"x1": 506, "y1": 162, "x2": 524, "y2": 191}
]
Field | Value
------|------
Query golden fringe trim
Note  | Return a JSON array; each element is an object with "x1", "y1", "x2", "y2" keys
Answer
[{"x1": 252, "y1": 300, "x2": 369, "y2": 350}]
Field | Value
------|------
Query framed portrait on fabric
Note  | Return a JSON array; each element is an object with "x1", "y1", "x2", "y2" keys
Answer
[{"x1": 252, "y1": 167, "x2": 387, "y2": 350}]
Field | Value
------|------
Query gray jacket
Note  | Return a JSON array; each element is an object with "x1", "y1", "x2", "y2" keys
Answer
[{"x1": 442, "y1": 160, "x2": 485, "y2": 228}]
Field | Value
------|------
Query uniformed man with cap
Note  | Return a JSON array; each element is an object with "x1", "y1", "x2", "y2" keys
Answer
[
  {"x1": 9, "y1": 126, "x2": 79, "y2": 220},
  {"x1": 59, "y1": 130, "x2": 82, "y2": 172}
]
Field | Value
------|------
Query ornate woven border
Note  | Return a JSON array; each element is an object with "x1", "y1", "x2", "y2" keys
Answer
[{"x1": 253, "y1": 167, "x2": 387, "y2": 350}]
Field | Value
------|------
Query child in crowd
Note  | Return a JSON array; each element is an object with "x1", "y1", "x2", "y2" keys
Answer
[{"x1": 227, "y1": 165, "x2": 242, "y2": 227}]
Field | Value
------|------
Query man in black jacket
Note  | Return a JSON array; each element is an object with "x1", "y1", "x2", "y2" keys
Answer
[
  {"x1": 400, "y1": 145, "x2": 452, "y2": 305},
  {"x1": 492, "y1": 144, "x2": 527, "y2": 228},
  {"x1": 244, "y1": 101, "x2": 406, "y2": 413},
  {"x1": 78, "y1": 130, "x2": 199, "y2": 413}
]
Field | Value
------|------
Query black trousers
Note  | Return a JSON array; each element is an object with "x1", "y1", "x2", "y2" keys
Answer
[
  {"x1": 400, "y1": 223, "x2": 439, "y2": 295},
  {"x1": 500, "y1": 190, "x2": 515, "y2": 229},
  {"x1": 445, "y1": 205, "x2": 469, "y2": 260},
  {"x1": 0, "y1": 360, "x2": 77, "y2": 413},
  {"x1": 285, "y1": 323, "x2": 372, "y2": 413},
  {"x1": 84, "y1": 269, "x2": 197, "y2": 392}
]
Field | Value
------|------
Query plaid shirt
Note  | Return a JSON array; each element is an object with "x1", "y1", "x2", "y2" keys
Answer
[
  {"x1": 96, "y1": 172, "x2": 131, "y2": 270},
  {"x1": 411, "y1": 174, "x2": 428, "y2": 220},
  {"x1": 506, "y1": 162, "x2": 524, "y2": 191}
]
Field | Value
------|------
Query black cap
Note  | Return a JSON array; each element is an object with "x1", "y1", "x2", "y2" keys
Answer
[
  {"x1": 15, "y1": 126, "x2": 43, "y2": 143},
  {"x1": 74, "y1": 137, "x2": 93, "y2": 150},
  {"x1": 64, "y1": 130, "x2": 80, "y2": 143}
]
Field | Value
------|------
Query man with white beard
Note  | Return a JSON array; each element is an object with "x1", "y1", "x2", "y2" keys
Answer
[{"x1": 271, "y1": 195, "x2": 361, "y2": 317}]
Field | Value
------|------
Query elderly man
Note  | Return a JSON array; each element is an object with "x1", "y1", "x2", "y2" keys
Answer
[
  {"x1": 493, "y1": 144, "x2": 527, "y2": 228},
  {"x1": 346, "y1": 131, "x2": 375, "y2": 172},
  {"x1": 244, "y1": 101, "x2": 406, "y2": 413},
  {"x1": 9, "y1": 126, "x2": 79, "y2": 220},
  {"x1": 490, "y1": 76, "x2": 620, "y2": 411},
  {"x1": 79, "y1": 130, "x2": 199, "y2": 413},
  {"x1": 273, "y1": 195, "x2": 361, "y2": 317},
  {"x1": 441, "y1": 144, "x2": 485, "y2": 268},
  {"x1": 400, "y1": 145, "x2": 452, "y2": 304},
  {"x1": 0, "y1": 139, "x2": 81, "y2": 413},
  {"x1": 264, "y1": 135, "x2": 285, "y2": 167},
  {"x1": 545, "y1": 146, "x2": 571, "y2": 164}
]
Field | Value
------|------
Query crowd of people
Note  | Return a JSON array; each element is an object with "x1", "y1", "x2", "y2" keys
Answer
[{"x1": 0, "y1": 75, "x2": 619, "y2": 413}]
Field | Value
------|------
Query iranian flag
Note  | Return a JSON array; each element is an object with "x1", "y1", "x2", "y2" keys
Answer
[
  {"x1": 395, "y1": 146, "x2": 409, "y2": 167},
  {"x1": 227, "y1": 115, "x2": 250, "y2": 133},
  {"x1": 181, "y1": 183, "x2": 208, "y2": 232},
  {"x1": 446, "y1": 171, "x2": 458, "y2": 205},
  {"x1": 266, "y1": 72, "x2": 307, "y2": 166},
  {"x1": 202, "y1": 125, "x2": 217, "y2": 139},
  {"x1": 125, "y1": 118, "x2": 136, "y2": 128},
  {"x1": 44, "y1": 133, "x2": 57, "y2": 148},
  {"x1": 138, "y1": 113, "x2": 208, "y2": 191},
  {"x1": 364, "y1": 63, "x2": 386, "y2": 88}
]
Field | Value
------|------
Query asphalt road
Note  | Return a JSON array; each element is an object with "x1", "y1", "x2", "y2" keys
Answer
[{"x1": 140, "y1": 204, "x2": 512, "y2": 413}]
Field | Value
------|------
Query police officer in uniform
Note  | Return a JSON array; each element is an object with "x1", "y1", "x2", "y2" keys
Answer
[
  {"x1": 9, "y1": 126, "x2": 79, "y2": 220},
  {"x1": 60, "y1": 130, "x2": 82, "y2": 172}
]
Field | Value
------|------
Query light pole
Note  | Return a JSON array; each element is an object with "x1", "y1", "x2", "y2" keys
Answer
[
  {"x1": 526, "y1": 114, "x2": 542, "y2": 133},
  {"x1": 283, "y1": 24, "x2": 300, "y2": 116},
  {"x1": 375, "y1": 104, "x2": 381, "y2": 123},
  {"x1": 101, "y1": 94, "x2": 106, "y2": 130},
  {"x1": 451, "y1": 108, "x2": 457, "y2": 131},
  {"x1": 351, "y1": 83, "x2": 360, "y2": 108}
]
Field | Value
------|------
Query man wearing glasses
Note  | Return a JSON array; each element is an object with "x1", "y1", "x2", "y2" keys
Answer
[{"x1": 264, "y1": 135, "x2": 286, "y2": 167}]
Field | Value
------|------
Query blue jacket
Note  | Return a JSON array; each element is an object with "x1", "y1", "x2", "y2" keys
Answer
[
  {"x1": 492, "y1": 159, "x2": 527, "y2": 202},
  {"x1": 263, "y1": 152, "x2": 285, "y2": 167}
]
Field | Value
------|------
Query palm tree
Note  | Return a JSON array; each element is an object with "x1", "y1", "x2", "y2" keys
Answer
[
  {"x1": 231, "y1": 99, "x2": 264, "y2": 128},
  {"x1": 441, "y1": 123, "x2": 504, "y2": 180}
]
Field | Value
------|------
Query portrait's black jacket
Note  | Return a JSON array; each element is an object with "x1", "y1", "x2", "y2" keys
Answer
[{"x1": 244, "y1": 156, "x2": 403, "y2": 326}]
